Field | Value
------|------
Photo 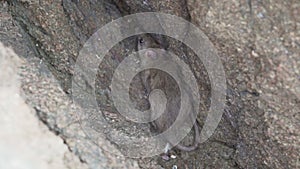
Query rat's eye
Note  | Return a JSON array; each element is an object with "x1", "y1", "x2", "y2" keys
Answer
[{"x1": 139, "y1": 38, "x2": 144, "y2": 44}]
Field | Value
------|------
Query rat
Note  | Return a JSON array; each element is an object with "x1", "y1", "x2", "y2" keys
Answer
[{"x1": 135, "y1": 34, "x2": 201, "y2": 153}]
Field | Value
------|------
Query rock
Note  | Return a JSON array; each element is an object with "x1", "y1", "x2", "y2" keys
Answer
[
  {"x1": 0, "y1": 42, "x2": 87, "y2": 169},
  {"x1": 5, "y1": 0, "x2": 300, "y2": 168}
]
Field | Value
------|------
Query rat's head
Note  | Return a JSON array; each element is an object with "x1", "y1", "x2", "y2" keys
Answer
[
  {"x1": 137, "y1": 34, "x2": 161, "y2": 50},
  {"x1": 137, "y1": 34, "x2": 168, "y2": 59}
]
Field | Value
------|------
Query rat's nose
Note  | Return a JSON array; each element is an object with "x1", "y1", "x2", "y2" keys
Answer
[{"x1": 145, "y1": 49, "x2": 157, "y2": 59}]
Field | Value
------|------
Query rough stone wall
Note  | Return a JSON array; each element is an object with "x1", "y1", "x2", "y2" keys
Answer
[{"x1": 1, "y1": 0, "x2": 299, "y2": 169}]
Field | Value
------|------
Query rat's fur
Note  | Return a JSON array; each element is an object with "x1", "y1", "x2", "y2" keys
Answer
[{"x1": 136, "y1": 34, "x2": 200, "y2": 152}]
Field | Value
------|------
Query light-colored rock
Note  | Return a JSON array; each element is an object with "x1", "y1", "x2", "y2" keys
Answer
[{"x1": 0, "y1": 43, "x2": 87, "y2": 169}]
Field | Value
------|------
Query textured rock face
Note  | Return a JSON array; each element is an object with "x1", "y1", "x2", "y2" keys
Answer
[
  {"x1": 2, "y1": 0, "x2": 300, "y2": 169},
  {"x1": 0, "y1": 43, "x2": 85, "y2": 169},
  {"x1": 0, "y1": 43, "x2": 141, "y2": 169},
  {"x1": 187, "y1": 0, "x2": 300, "y2": 168},
  {"x1": 1, "y1": 2, "x2": 143, "y2": 168}
]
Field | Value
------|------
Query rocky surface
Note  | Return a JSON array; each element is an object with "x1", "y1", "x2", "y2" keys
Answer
[
  {"x1": 0, "y1": 42, "x2": 88, "y2": 169},
  {"x1": 0, "y1": 2, "x2": 141, "y2": 169},
  {"x1": 187, "y1": 0, "x2": 300, "y2": 168},
  {"x1": 1, "y1": 0, "x2": 299, "y2": 169}
]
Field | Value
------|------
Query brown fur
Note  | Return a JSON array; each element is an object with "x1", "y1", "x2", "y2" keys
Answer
[{"x1": 136, "y1": 34, "x2": 200, "y2": 152}]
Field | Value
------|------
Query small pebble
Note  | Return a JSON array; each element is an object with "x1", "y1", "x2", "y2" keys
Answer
[
  {"x1": 170, "y1": 155, "x2": 176, "y2": 159},
  {"x1": 257, "y1": 12, "x2": 264, "y2": 18}
]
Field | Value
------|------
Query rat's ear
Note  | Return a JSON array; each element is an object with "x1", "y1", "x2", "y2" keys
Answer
[{"x1": 150, "y1": 34, "x2": 169, "y2": 49}]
